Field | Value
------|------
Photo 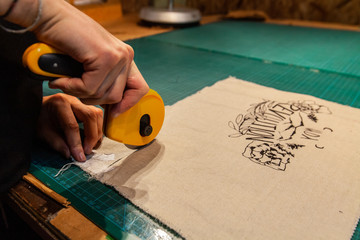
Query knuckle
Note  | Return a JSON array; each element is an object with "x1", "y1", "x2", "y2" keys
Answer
[
  {"x1": 94, "y1": 107, "x2": 104, "y2": 117},
  {"x1": 51, "y1": 93, "x2": 67, "y2": 102},
  {"x1": 45, "y1": 93, "x2": 68, "y2": 108},
  {"x1": 84, "y1": 109, "x2": 97, "y2": 121},
  {"x1": 89, "y1": 106, "x2": 103, "y2": 116},
  {"x1": 102, "y1": 48, "x2": 121, "y2": 63},
  {"x1": 64, "y1": 121, "x2": 80, "y2": 131},
  {"x1": 126, "y1": 45, "x2": 134, "y2": 60},
  {"x1": 97, "y1": 44, "x2": 134, "y2": 72},
  {"x1": 113, "y1": 44, "x2": 134, "y2": 62}
]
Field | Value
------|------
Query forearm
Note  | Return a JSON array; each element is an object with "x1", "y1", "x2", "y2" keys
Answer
[
  {"x1": 0, "y1": 0, "x2": 74, "y2": 31},
  {"x1": 1, "y1": 0, "x2": 149, "y2": 111},
  {"x1": 1, "y1": 0, "x2": 42, "y2": 27},
  {"x1": 1, "y1": 0, "x2": 92, "y2": 52}
]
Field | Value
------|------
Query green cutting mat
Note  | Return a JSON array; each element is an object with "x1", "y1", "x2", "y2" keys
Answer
[
  {"x1": 30, "y1": 20, "x2": 360, "y2": 240},
  {"x1": 148, "y1": 21, "x2": 360, "y2": 78}
]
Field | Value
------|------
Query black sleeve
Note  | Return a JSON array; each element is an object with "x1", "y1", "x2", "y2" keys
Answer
[{"x1": 0, "y1": 29, "x2": 43, "y2": 194}]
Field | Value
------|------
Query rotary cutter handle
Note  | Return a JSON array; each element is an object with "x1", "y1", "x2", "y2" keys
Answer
[{"x1": 23, "y1": 43, "x2": 165, "y2": 147}]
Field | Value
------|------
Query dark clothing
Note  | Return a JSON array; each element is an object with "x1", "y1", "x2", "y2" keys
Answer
[{"x1": 0, "y1": 30, "x2": 43, "y2": 194}]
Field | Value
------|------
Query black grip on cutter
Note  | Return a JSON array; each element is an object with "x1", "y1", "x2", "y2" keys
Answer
[{"x1": 38, "y1": 53, "x2": 84, "y2": 78}]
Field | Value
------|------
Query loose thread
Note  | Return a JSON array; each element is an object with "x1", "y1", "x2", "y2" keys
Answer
[{"x1": 54, "y1": 162, "x2": 76, "y2": 177}]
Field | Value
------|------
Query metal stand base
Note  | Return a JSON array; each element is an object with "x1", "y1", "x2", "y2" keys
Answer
[{"x1": 139, "y1": 7, "x2": 201, "y2": 26}]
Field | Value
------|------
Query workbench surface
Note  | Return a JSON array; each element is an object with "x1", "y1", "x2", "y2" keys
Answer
[{"x1": 7, "y1": 13, "x2": 360, "y2": 240}]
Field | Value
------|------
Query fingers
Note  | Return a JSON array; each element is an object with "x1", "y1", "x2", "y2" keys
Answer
[
  {"x1": 38, "y1": 94, "x2": 104, "y2": 162},
  {"x1": 80, "y1": 62, "x2": 149, "y2": 117},
  {"x1": 32, "y1": 0, "x2": 148, "y2": 113},
  {"x1": 53, "y1": 96, "x2": 87, "y2": 162},
  {"x1": 72, "y1": 104, "x2": 103, "y2": 154},
  {"x1": 48, "y1": 43, "x2": 134, "y2": 105},
  {"x1": 45, "y1": 41, "x2": 148, "y2": 115},
  {"x1": 110, "y1": 62, "x2": 149, "y2": 116},
  {"x1": 79, "y1": 62, "x2": 129, "y2": 105}
]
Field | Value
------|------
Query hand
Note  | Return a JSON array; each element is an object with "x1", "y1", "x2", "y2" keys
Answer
[
  {"x1": 37, "y1": 0, "x2": 149, "y2": 116},
  {"x1": 3, "y1": 0, "x2": 149, "y2": 117},
  {"x1": 37, "y1": 93, "x2": 103, "y2": 162}
]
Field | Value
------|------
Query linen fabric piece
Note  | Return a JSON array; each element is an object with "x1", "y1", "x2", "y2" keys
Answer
[
  {"x1": 82, "y1": 77, "x2": 360, "y2": 240},
  {"x1": 75, "y1": 137, "x2": 136, "y2": 178}
]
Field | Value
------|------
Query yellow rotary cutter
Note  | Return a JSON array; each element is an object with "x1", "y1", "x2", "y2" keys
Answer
[{"x1": 23, "y1": 43, "x2": 165, "y2": 147}]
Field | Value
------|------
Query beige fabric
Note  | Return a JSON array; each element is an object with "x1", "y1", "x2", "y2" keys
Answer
[
  {"x1": 84, "y1": 77, "x2": 360, "y2": 240},
  {"x1": 75, "y1": 137, "x2": 136, "y2": 177}
]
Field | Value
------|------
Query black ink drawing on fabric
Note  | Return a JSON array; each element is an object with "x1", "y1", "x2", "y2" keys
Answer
[{"x1": 228, "y1": 100, "x2": 333, "y2": 171}]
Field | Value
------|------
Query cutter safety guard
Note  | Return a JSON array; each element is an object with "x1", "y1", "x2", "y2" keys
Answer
[{"x1": 105, "y1": 89, "x2": 165, "y2": 146}]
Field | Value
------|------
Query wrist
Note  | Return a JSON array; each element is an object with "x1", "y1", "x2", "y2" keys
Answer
[
  {"x1": 32, "y1": 0, "x2": 76, "y2": 36},
  {"x1": 1, "y1": 0, "x2": 69, "y2": 34}
]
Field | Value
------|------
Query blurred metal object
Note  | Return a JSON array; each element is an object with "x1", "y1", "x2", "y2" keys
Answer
[{"x1": 140, "y1": 0, "x2": 201, "y2": 26}]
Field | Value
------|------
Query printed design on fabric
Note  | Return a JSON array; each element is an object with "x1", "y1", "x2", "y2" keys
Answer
[{"x1": 228, "y1": 100, "x2": 332, "y2": 171}]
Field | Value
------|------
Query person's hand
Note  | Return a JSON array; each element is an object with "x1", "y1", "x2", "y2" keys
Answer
[
  {"x1": 3, "y1": 0, "x2": 149, "y2": 117},
  {"x1": 37, "y1": 93, "x2": 103, "y2": 162},
  {"x1": 36, "y1": 0, "x2": 149, "y2": 116}
]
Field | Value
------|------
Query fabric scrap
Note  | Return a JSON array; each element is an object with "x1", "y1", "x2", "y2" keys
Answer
[{"x1": 75, "y1": 137, "x2": 136, "y2": 178}]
